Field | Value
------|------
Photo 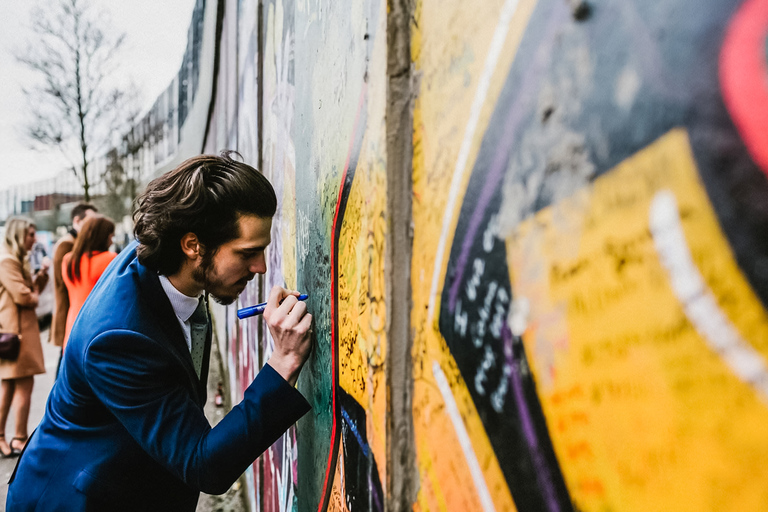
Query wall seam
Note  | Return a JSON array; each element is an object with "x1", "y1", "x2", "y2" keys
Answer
[
  {"x1": 201, "y1": 0, "x2": 227, "y2": 153},
  {"x1": 385, "y1": 0, "x2": 417, "y2": 510}
]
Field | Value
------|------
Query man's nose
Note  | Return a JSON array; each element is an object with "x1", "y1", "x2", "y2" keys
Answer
[{"x1": 249, "y1": 254, "x2": 266, "y2": 274}]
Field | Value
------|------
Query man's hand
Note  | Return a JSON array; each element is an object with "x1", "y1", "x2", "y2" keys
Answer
[{"x1": 263, "y1": 286, "x2": 313, "y2": 386}]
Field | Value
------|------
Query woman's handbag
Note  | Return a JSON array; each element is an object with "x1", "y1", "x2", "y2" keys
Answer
[
  {"x1": 0, "y1": 298, "x2": 22, "y2": 361},
  {"x1": 0, "y1": 255, "x2": 24, "y2": 361},
  {"x1": 0, "y1": 332, "x2": 20, "y2": 361}
]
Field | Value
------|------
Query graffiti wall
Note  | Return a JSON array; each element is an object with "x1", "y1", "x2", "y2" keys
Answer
[
  {"x1": 410, "y1": 0, "x2": 768, "y2": 511},
  {"x1": 119, "y1": 0, "x2": 768, "y2": 509},
  {"x1": 260, "y1": 1, "x2": 389, "y2": 510}
]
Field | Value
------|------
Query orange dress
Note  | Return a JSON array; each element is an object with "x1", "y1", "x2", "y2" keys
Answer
[{"x1": 61, "y1": 251, "x2": 117, "y2": 349}]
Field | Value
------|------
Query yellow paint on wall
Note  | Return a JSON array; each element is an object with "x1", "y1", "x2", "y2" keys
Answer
[
  {"x1": 507, "y1": 129, "x2": 768, "y2": 511},
  {"x1": 410, "y1": 0, "x2": 537, "y2": 509},
  {"x1": 335, "y1": 1, "x2": 389, "y2": 490},
  {"x1": 336, "y1": 126, "x2": 388, "y2": 479},
  {"x1": 412, "y1": 338, "x2": 517, "y2": 511},
  {"x1": 415, "y1": 437, "x2": 449, "y2": 512}
]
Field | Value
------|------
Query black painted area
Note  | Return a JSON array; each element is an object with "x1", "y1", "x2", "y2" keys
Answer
[{"x1": 339, "y1": 389, "x2": 384, "y2": 512}]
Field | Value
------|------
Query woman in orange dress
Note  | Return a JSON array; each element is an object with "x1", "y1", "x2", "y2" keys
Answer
[
  {"x1": 0, "y1": 217, "x2": 49, "y2": 457},
  {"x1": 61, "y1": 215, "x2": 117, "y2": 349}
]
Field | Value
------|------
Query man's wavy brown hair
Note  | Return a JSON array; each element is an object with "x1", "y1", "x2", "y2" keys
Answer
[{"x1": 133, "y1": 151, "x2": 276, "y2": 275}]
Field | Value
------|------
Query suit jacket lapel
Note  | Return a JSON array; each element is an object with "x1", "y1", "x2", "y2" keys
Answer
[{"x1": 136, "y1": 261, "x2": 205, "y2": 406}]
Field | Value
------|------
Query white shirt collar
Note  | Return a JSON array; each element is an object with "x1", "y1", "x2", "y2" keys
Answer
[{"x1": 158, "y1": 274, "x2": 201, "y2": 323}]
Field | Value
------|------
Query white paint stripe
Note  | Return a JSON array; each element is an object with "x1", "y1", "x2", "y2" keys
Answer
[
  {"x1": 428, "y1": 0, "x2": 522, "y2": 322},
  {"x1": 650, "y1": 190, "x2": 768, "y2": 403},
  {"x1": 432, "y1": 361, "x2": 496, "y2": 512}
]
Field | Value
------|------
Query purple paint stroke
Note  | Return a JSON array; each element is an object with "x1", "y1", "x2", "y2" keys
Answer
[
  {"x1": 291, "y1": 429, "x2": 299, "y2": 485},
  {"x1": 448, "y1": 4, "x2": 569, "y2": 313},
  {"x1": 369, "y1": 472, "x2": 383, "y2": 512},
  {"x1": 504, "y1": 323, "x2": 561, "y2": 512}
]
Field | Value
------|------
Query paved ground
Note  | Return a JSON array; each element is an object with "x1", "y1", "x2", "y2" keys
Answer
[{"x1": 0, "y1": 327, "x2": 248, "y2": 512}]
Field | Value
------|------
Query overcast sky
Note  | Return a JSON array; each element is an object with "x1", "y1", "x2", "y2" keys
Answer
[{"x1": 0, "y1": 0, "x2": 197, "y2": 188}]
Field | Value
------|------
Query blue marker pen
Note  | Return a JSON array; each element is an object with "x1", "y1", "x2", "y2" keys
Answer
[{"x1": 237, "y1": 294, "x2": 309, "y2": 319}]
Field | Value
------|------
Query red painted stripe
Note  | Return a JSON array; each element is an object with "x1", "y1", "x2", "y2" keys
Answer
[
  {"x1": 319, "y1": 84, "x2": 368, "y2": 512},
  {"x1": 720, "y1": 0, "x2": 768, "y2": 175}
]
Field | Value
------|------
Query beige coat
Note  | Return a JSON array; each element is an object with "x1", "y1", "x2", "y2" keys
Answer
[
  {"x1": 50, "y1": 233, "x2": 75, "y2": 347},
  {"x1": 0, "y1": 255, "x2": 46, "y2": 379}
]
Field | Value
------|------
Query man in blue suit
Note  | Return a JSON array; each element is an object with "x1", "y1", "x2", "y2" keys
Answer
[{"x1": 7, "y1": 152, "x2": 313, "y2": 511}]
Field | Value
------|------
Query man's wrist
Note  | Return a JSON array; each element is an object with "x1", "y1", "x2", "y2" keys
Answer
[{"x1": 266, "y1": 355, "x2": 303, "y2": 387}]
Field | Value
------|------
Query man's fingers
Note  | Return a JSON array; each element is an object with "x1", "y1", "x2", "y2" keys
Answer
[
  {"x1": 268, "y1": 286, "x2": 303, "y2": 308},
  {"x1": 276, "y1": 301, "x2": 309, "y2": 332},
  {"x1": 279, "y1": 294, "x2": 299, "y2": 311},
  {"x1": 271, "y1": 295, "x2": 295, "y2": 323},
  {"x1": 285, "y1": 299, "x2": 307, "y2": 317},
  {"x1": 298, "y1": 313, "x2": 313, "y2": 334},
  {"x1": 268, "y1": 285, "x2": 287, "y2": 306}
]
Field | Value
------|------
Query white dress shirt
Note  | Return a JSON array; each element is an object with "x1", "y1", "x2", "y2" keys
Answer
[{"x1": 158, "y1": 274, "x2": 201, "y2": 353}]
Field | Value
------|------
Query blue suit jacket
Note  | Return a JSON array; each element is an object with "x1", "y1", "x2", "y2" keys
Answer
[{"x1": 7, "y1": 242, "x2": 310, "y2": 511}]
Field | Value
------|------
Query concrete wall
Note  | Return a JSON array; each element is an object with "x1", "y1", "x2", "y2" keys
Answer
[
  {"x1": 409, "y1": 0, "x2": 768, "y2": 510},
  {"x1": 149, "y1": 0, "x2": 768, "y2": 510}
]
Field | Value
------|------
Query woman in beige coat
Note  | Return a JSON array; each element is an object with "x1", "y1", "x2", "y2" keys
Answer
[{"x1": 0, "y1": 217, "x2": 49, "y2": 457}]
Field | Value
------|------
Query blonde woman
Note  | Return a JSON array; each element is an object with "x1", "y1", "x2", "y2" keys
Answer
[{"x1": 0, "y1": 217, "x2": 49, "y2": 457}]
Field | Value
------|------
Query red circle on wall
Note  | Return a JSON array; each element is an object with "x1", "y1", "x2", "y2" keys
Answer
[{"x1": 720, "y1": 0, "x2": 768, "y2": 176}]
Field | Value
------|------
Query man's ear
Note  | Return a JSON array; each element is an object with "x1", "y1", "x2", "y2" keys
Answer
[{"x1": 180, "y1": 233, "x2": 201, "y2": 260}]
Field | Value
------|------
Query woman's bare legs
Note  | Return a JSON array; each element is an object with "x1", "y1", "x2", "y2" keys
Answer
[
  {"x1": 0, "y1": 379, "x2": 16, "y2": 455},
  {"x1": 10, "y1": 376, "x2": 33, "y2": 452}
]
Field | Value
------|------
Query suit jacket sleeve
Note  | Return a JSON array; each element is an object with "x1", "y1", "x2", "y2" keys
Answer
[{"x1": 82, "y1": 329, "x2": 311, "y2": 494}]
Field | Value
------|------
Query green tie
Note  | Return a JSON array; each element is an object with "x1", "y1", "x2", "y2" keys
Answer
[{"x1": 189, "y1": 297, "x2": 208, "y2": 378}]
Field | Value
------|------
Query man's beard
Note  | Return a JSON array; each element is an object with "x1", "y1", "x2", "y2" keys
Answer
[{"x1": 192, "y1": 249, "x2": 239, "y2": 306}]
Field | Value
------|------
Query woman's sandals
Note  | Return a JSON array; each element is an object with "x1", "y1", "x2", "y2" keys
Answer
[
  {"x1": 9, "y1": 436, "x2": 27, "y2": 456},
  {"x1": 0, "y1": 433, "x2": 18, "y2": 458}
]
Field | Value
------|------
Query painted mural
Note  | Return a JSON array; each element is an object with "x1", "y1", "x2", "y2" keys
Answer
[
  {"x1": 411, "y1": 0, "x2": 768, "y2": 511},
  {"x1": 323, "y1": 3, "x2": 388, "y2": 509},
  {"x1": 290, "y1": 1, "x2": 387, "y2": 511},
  {"x1": 97, "y1": 0, "x2": 768, "y2": 509}
]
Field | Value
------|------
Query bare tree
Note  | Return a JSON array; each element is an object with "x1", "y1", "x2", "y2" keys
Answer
[
  {"x1": 99, "y1": 100, "x2": 144, "y2": 221},
  {"x1": 16, "y1": 0, "x2": 135, "y2": 202},
  {"x1": 101, "y1": 148, "x2": 128, "y2": 221}
]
